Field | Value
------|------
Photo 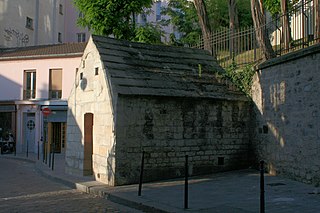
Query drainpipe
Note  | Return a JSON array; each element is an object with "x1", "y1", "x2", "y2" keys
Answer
[{"x1": 34, "y1": 0, "x2": 39, "y2": 45}]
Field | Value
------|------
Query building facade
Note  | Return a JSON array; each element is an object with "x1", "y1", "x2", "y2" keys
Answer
[
  {"x1": 0, "y1": 42, "x2": 86, "y2": 156},
  {"x1": 0, "y1": 0, "x2": 89, "y2": 48}
]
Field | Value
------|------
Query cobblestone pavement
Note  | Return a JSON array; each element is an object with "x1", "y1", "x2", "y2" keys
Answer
[{"x1": 0, "y1": 158, "x2": 141, "y2": 213}]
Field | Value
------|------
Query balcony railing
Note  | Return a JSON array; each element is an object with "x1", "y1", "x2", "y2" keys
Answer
[
  {"x1": 49, "y1": 90, "x2": 62, "y2": 99},
  {"x1": 23, "y1": 90, "x2": 36, "y2": 99}
]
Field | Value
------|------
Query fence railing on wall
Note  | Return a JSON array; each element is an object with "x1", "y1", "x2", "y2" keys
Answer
[{"x1": 193, "y1": 0, "x2": 320, "y2": 68}]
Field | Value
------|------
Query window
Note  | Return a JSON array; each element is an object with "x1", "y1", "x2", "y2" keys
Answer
[
  {"x1": 155, "y1": 1, "x2": 161, "y2": 21},
  {"x1": 141, "y1": 13, "x2": 147, "y2": 25},
  {"x1": 58, "y1": 32, "x2": 62, "y2": 43},
  {"x1": 26, "y1": 17, "x2": 33, "y2": 29},
  {"x1": 80, "y1": 72, "x2": 83, "y2": 80},
  {"x1": 24, "y1": 70, "x2": 36, "y2": 99},
  {"x1": 49, "y1": 69, "x2": 62, "y2": 99},
  {"x1": 59, "y1": 4, "x2": 63, "y2": 15},
  {"x1": 95, "y1": 67, "x2": 99, "y2": 76},
  {"x1": 77, "y1": 33, "x2": 86, "y2": 42},
  {"x1": 78, "y1": 12, "x2": 84, "y2": 18}
]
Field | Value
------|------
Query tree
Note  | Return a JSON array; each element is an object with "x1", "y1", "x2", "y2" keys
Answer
[
  {"x1": 281, "y1": 0, "x2": 291, "y2": 51},
  {"x1": 134, "y1": 24, "x2": 163, "y2": 44},
  {"x1": 193, "y1": 0, "x2": 214, "y2": 56},
  {"x1": 315, "y1": 0, "x2": 320, "y2": 42},
  {"x1": 161, "y1": 0, "x2": 201, "y2": 46},
  {"x1": 74, "y1": 0, "x2": 153, "y2": 40},
  {"x1": 251, "y1": 0, "x2": 276, "y2": 60},
  {"x1": 228, "y1": 0, "x2": 239, "y2": 56}
]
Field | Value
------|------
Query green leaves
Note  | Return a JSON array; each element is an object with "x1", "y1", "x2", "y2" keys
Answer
[{"x1": 74, "y1": 0, "x2": 153, "y2": 40}]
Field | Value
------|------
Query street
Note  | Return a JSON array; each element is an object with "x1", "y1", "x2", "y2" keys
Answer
[{"x1": 0, "y1": 158, "x2": 141, "y2": 213}]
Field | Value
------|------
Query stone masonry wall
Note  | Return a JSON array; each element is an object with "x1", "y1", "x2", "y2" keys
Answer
[
  {"x1": 66, "y1": 39, "x2": 116, "y2": 185},
  {"x1": 251, "y1": 44, "x2": 320, "y2": 185},
  {"x1": 115, "y1": 95, "x2": 251, "y2": 185}
]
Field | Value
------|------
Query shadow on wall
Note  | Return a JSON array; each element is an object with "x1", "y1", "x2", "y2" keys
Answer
[
  {"x1": 251, "y1": 57, "x2": 320, "y2": 185},
  {"x1": 0, "y1": 74, "x2": 22, "y2": 100},
  {"x1": 65, "y1": 109, "x2": 116, "y2": 185}
]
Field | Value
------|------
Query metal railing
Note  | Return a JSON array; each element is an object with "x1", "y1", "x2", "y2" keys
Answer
[
  {"x1": 23, "y1": 89, "x2": 36, "y2": 99},
  {"x1": 194, "y1": 0, "x2": 320, "y2": 68}
]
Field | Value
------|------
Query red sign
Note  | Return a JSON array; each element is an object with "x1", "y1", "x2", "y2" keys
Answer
[{"x1": 42, "y1": 107, "x2": 52, "y2": 116}]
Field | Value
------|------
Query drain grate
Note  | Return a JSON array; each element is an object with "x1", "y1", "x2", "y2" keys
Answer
[{"x1": 267, "y1": 183, "x2": 286, "y2": 187}]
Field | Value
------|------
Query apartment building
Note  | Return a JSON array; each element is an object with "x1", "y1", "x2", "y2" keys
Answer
[{"x1": 0, "y1": 0, "x2": 89, "y2": 48}]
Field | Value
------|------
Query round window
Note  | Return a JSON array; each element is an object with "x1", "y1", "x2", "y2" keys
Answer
[{"x1": 27, "y1": 120, "x2": 35, "y2": 130}]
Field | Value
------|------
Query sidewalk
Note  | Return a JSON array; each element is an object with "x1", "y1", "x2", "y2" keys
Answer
[{"x1": 1, "y1": 152, "x2": 320, "y2": 213}]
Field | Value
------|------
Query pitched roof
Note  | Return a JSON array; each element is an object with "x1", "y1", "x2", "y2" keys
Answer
[
  {"x1": 0, "y1": 42, "x2": 87, "y2": 60},
  {"x1": 92, "y1": 35, "x2": 247, "y2": 101}
]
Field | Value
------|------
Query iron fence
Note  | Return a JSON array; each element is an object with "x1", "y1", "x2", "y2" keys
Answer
[{"x1": 194, "y1": 0, "x2": 320, "y2": 68}]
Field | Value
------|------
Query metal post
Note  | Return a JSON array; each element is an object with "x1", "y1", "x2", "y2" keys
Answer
[
  {"x1": 138, "y1": 151, "x2": 145, "y2": 196},
  {"x1": 52, "y1": 142, "x2": 55, "y2": 171},
  {"x1": 48, "y1": 142, "x2": 51, "y2": 168},
  {"x1": 184, "y1": 155, "x2": 189, "y2": 209},
  {"x1": 37, "y1": 141, "x2": 39, "y2": 160},
  {"x1": 26, "y1": 140, "x2": 29, "y2": 158},
  {"x1": 260, "y1": 160, "x2": 265, "y2": 213}
]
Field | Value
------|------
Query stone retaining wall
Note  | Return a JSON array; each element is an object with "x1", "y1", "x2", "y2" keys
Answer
[{"x1": 251, "y1": 44, "x2": 320, "y2": 185}]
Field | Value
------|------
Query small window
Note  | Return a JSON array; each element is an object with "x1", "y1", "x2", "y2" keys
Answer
[
  {"x1": 80, "y1": 72, "x2": 83, "y2": 80},
  {"x1": 95, "y1": 67, "x2": 99, "y2": 76},
  {"x1": 59, "y1": 4, "x2": 63, "y2": 15},
  {"x1": 78, "y1": 12, "x2": 84, "y2": 18},
  {"x1": 26, "y1": 17, "x2": 33, "y2": 30},
  {"x1": 58, "y1": 32, "x2": 62, "y2": 43},
  {"x1": 155, "y1": 1, "x2": 161, "y2": 21},
  {"x1": 77, "y1": 33, "x2": 86, "y2": 42}
]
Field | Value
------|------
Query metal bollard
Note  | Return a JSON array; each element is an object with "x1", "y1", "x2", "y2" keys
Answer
[
  {"x1": 260, "y1": 160, "x2": 265, "y2": 213},
  {"x1": 26, "y1": 140, "x2": 29, "y2": 158},
  {"x1": 184, "y1": 155, "x2": 189, "y2": 209},
  {"x1": 138, "y1": 151, "x2": 145, "y2": 196}
]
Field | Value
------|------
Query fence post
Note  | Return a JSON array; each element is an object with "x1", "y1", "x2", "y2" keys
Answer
[
  {"x1": 184, "y1": 155, "x2": 189, "y2": 209},
  {"x1": 260, "y1": 160, "x2": 265, "y2": 213},
  {"x1": 138, "y1": 151, "x2": 145, "y2": 196}
]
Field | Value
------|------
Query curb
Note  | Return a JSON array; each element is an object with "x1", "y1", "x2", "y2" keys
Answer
[{"x1": 0, "y1": 155, "x2": 169, "y2": 213}]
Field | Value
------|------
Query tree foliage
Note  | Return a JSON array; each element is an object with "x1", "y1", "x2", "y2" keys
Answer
[
  {"x1": 161, "y1": 0, "x2": 252, "y2": 47},
  {"x1": 161, "y1": 0, "x2": 201, "y2": 46},
  {"x1": 74, "y1": 0, "x2": 153, "y2": 40},
  {"x1": 134, "y1": 24, "x2": 163, "y2": 44}
]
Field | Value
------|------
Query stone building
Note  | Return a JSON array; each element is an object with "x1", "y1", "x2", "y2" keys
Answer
[
  {"x1": 251, "y1": 43, "x2": 320, "y2": 185},
  {"x1": 66, "y1": 35, "x2": 251, "y2": 186}
]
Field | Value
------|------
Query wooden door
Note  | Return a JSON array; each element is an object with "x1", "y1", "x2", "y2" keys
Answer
[{"x1": 83, "y1": 113, "x2": 93, "y2": 176}]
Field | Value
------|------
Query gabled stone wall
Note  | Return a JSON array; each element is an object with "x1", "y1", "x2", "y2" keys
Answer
[
  {"x1": 251, "y1": 44, "x2": 320, "y2": 185},
  {"x1": 115, "y1": 95, "x2": 251, "y2": 185}
]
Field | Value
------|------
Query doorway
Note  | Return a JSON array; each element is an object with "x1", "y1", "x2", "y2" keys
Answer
[
  {"x1": 24, "y1": 113, "x2": 35, "y2": 153},
  {"x1": 48, "y1": 122, "x2": 66, "y2": 153},
  {"x1": 83, "y1": 113, "x2": 93, "y2": 176}
]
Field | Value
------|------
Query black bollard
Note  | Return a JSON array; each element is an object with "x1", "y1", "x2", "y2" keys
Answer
[
  {"x1": 26, "y1": 140, "x2": 29, "y2": 158},
  {"x1": 184, "y1": 155, "x2": 189, "y2": 209},
  {"x1": 52, "y1": 143, "x2": 55, "y2": 171},
  {"x1": 138, "y1": 151, "x2": 145, "y2": 196},
  {"x1": 260, "y1": 160, "x2": 265, "y2": 213},
  {"x1": 48, "y1": 142, "x2": 52, "y2": 168},
  {"x1": 37, "y1": 141, "x2": 39, "y2": 160}
]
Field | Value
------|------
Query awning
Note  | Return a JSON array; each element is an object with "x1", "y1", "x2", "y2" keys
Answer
[
  {"x1": 41, "y1": 105, "x2": 68, "y2": 122},
  {"x1": 0, "y1": 105, "x2": 16, "y2": 112}
]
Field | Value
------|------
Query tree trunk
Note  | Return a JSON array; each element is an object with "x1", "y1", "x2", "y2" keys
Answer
[
  {"x1": 251, "y1": 0, "x2": 276, "y2": 60},
  {"x1": 193, "y1": 0, "x2": 215, "y2": 57},
  {"x1": 228, "y1": 0, "x2": 239, "y2": 57},
  {"x1": 281, "y1": 0, "x2": 291, "y2": 51},
  {"x1": 315, "y1": 0, "x2": 320, "y2": 42}
]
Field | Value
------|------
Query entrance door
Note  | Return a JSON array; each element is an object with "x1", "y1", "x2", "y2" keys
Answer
[
  {"x1": 24, "y1": 113, "x2": 35, "y2": 153},
  {"x1": 83, "y1": 113, "x2": 93, "y2": 176},
  {"x1": 48, "y1": 122, "x2": 63, "y2": 153}
]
